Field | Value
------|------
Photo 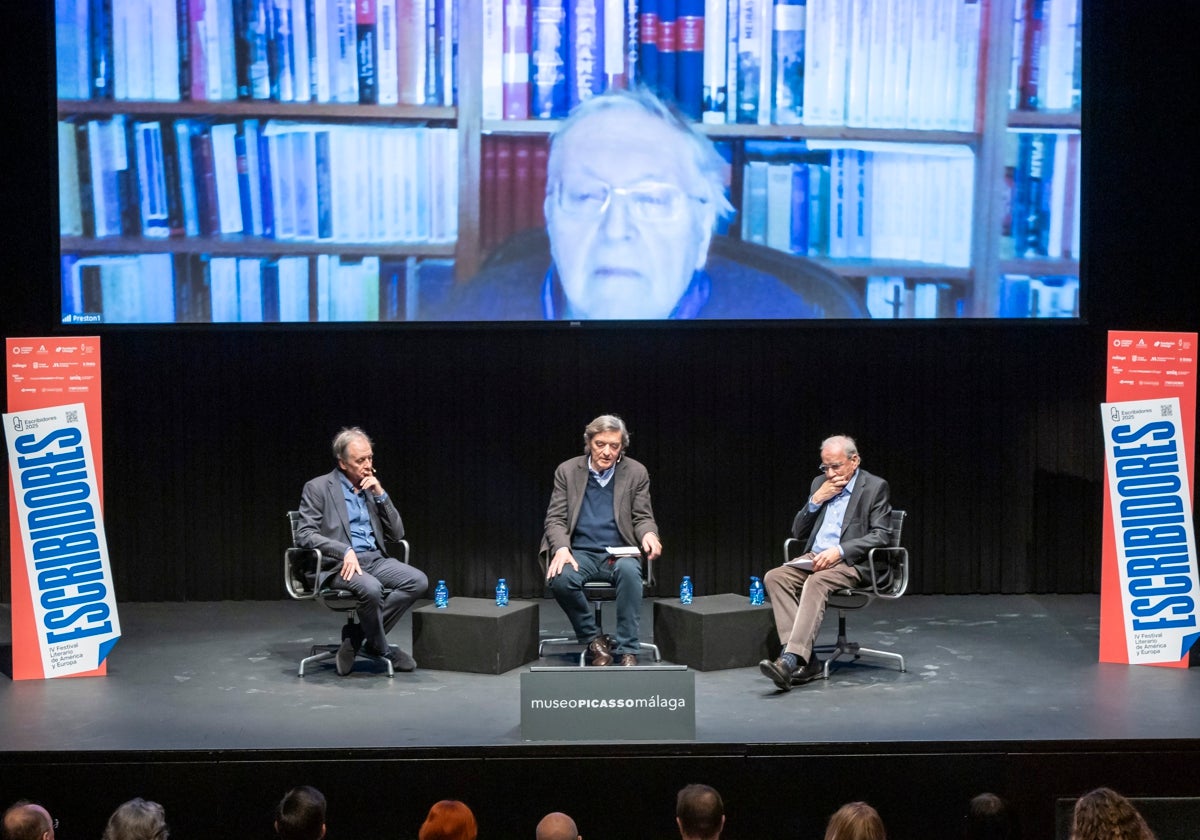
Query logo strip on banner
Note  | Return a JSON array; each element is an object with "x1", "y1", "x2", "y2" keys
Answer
[
  {"x1": 4, "y1": 403, "x2": 122, "y2": 676},
  {"x1": 1100, "y1": 397, "x2": 1200, "y2": 664}
]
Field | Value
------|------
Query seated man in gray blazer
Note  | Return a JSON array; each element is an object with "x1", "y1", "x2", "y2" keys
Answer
[
  {"x1": 760, "y1": 434, "x2": 893, "y2": 690},
  {"x1": 298, "y1": 427, "x2": 428, "y2": 675}
]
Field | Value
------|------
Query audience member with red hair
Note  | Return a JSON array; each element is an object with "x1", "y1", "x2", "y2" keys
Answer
[{"x1": 418, "y1": 800, "x2": 478, "y2": 840}]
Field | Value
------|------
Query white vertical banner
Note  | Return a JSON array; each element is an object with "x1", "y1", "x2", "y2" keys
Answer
[
  {"x1": 4, "y1": 402, "x2": 121, "y2": 677},
  {"x1": 1100, "y1": 396, "x2": 1200, "y2": 664}
]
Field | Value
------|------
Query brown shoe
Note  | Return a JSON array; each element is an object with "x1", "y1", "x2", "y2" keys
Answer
[
  {"x1": 587, "y1": 635, "x2": 613, "y2": 667},
  {"x1": 619, "y1": 654, "x2": 638, "y2": 666}
]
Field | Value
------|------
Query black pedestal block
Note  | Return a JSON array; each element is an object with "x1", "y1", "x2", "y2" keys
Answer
[
  {"x1": 412, "y1": 598, "x2": 539, "y2": 674},
  {"x1": 653, "y1": 593, "x2": 778, "y2": 671}
]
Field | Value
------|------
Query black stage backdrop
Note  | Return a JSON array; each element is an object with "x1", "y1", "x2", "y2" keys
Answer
[{"x1": 1, "y1": 2, "x2": 1197, "y2": 605}]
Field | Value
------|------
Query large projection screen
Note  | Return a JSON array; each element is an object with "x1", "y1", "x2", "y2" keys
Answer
[{"x1": 54, "y1": 0, "x2": 1082, "y2": 324}]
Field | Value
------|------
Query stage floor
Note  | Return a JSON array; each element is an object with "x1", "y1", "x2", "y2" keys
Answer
[{"x1": 2, "y1": 593, "x2": 1198, "y2": 754}]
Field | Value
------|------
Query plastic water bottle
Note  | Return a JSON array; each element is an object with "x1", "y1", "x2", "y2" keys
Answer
[
  {"x1": 434, "y1": 579, "x2": 449, "y2": 608},
  {"x1": 679, "y1": 575, "x2": 693, "y2": 605},
  {"x1": 495, "y1": 577, "x2": 509, "y2": 607},
  {"x1": 749, "y1": 575, "x2": 765, "y2": 606}
]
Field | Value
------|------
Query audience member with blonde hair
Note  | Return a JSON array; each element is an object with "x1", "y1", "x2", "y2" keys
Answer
[
  {"x1": 418, "y1": 800, "x2": 478, "y2": 840},
  {"x1": 1070, "y1": 787, "x2": 1156, "y2": 840},
  {"x1": 824, "y1": 801, "x2": 886, "y2": 840}
]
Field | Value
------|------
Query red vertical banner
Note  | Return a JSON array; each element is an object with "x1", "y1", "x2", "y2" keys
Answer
[
  {"x1": 6, "y1": 336, "x2": 109, "y2": 679},
  {"x1": 1101, "y1": 331, "x2": 1198, "y2": 666}
]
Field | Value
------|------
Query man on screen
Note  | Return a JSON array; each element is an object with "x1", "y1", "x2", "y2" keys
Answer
[
  {"x1": 298, "y1": 427, "x2": 428, "y2": 675},
  {"x1": 442, "y1": 88, "x2": 830, "y2": 320},
  {"x1": 541, "y1": 415, "x2": 662, "y2": 665},
  {"x1": 759, "y1": 435, "x2": 892, "y2": 691}
]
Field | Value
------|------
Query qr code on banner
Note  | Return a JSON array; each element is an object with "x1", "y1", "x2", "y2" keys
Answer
[
  {"x1": 1160, "y1": 403, "x2": 1175, "y2": 418},
  {"x1": 65, "y1": 410, "x2": 78, "y2": 423}
]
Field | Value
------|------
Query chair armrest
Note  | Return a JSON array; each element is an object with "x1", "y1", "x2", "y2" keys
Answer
[
  {"x1": 284, "y1": 547, "x2": 321, "y2": 600},
  {"x1": 386, "y1": 539, "x2": 411, "y2": 565},
  {"x1": 783, "y1": 537, "x2": 802, "y2": 565},
  {"x1": 864, "y1": 545, "x2": 909, "y2": 598}
]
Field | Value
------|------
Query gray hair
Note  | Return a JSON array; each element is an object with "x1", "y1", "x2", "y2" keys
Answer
[
  {"x1": 102, "y1": 799, "x2": 168, "y2": 840},
  {"x1": 583, "y1": 414, "x2": 630, "y2": 453},
  {"x1": 546, "y1": 87, "x2": 735, "y2": 225},
  {"x1": 332, "y1": 427, "x2": 372, "y2": 462},
  {"x1": 821, "y1": 435, "x2": 859, "y2": 460}
]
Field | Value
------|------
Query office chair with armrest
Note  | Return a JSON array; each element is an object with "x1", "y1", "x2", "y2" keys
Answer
[
  {"x1": 783, "y1": 509, "x2": 909, "y2": 679},
  {"x1": 537, "y1": 551, "x2": 662, "y2": 665},
  {"x1": 284, "y1": 510, "x2": 410, "y2": 677}
]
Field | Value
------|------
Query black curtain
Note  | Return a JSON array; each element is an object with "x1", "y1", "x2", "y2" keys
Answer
[{"x1": 2, "y1": 1, "x2": 1197, "y2": 604}]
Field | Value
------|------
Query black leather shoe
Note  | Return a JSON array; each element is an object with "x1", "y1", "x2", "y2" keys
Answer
[
  {"x1": 619, "y1": 653, "x2": 638, "y2": 666},
  {"x1": 365, "y1": 645, "x2": 417, "y2": 672},
  {"x1": 791, "y1": 656, "x2": 825, "y2": 685},
  {"x1": 759, "y1": 656, "x2": 797, "y2": 691},
  {"x1": 335, "y1": 637, "x2": 356, "y2": 676},
  {"x1": 587, "y1": 635, "x2": 613, "y2": 667}
]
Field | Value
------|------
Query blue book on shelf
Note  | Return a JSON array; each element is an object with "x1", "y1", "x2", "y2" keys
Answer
[
  {"x1": 531, "y1": 0, "x2": 568, "y2": 118},
  {"x1": 314, "y1": 129, "x2": 333, "y2": 240},
  {"x1": 568, "y1": 0, "x2": 605, "y2": 108},
  {"x1": 1013, "y1": 132, "x2": 1053, "y2": 258},
  {"x1": 261, "y1": 259, "x2": 281, "y2": 321},
  {"x1": 57, "y1": 0, "x2": 91, "y2": 99},
  {"x1": 234, "y1": 126, "x2": 255, "y2": 234},
  {"x1": 134, "y1": 121, "x2": 171, "y2": 238},
  {"x1": 89, "y1": 0, "x2": 113, "y2": 98},
  {"x1": 236, "y1": 0, "x2": 272, "y2": 100},
  {"x1": 256, "y1": 125, "x2": 274, "y2": 238},
  {"x1": 675, "y1": 0, "x2": 704, "y2": 119},
  {"x1": 638, "y1": 0, "x2": 658, "y2": 93},
  {"x1": 789, "y1": 161, "x2": 810, "y2": 254},
  {"x1": 656, "y1": 0, "x2": 677, "y2": 103}
]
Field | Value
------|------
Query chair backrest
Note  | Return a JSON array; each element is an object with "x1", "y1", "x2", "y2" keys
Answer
[
  {"x1": 867, "y1": 509, "x2": 909, "y2": 598},
  {"x1": 885, "y1": 509, "x2": 906, "y2": 549},
  {"x1": 286, "y1": 510, "x2": 303, "y2": 548},
  {"x1": 284, "y1": 510, "x2": 319, "y2": 599}
]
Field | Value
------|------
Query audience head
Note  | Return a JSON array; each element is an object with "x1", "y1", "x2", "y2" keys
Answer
[
  {"x1": 418, "y1": 800, "x2": 477, "y2": 840},
  {"x1": 275, "y1": 786, "x2": 327, "y2": 840},
  {"x1": 676, "y1": 784, "x2": 725, "y2": 840},
  {"x1": 2, "y1": 801, "x2": 55, "y2": 840},
  {"x1": 1070, "y1": 787, "x2": 1156, "y2": 840},
  {"x1": 543, "y1": 87, "x2": 733, "y2": 319},
  {"x1": 535, "y1": 810, "x2": 580, "y2": 840},
  {"x1": 101, "y1": 798, "x2": 169, "y2": 840},
  {"x1": 964, "y1": 792, "x2": 1016, "y2": 840},
  {"x1": 824, "y1": 801, "x2": 886, "y2": 840}
]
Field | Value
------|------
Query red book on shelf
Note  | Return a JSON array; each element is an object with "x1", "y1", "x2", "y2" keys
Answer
[
  {"x1": 481, "y1": 136, "x2": 498, "y2": 250},
  {"x1": 503, "y1": 0, "x2": 531, "y2": 118},
  {"x1": 188, "y1": 0, "x2": 209, "y2": 101},
  {"x1": 512, "y1": 135, "x2": 534, "y2": 231},
  {"x1": 493, "y1": 136, "x2": 515, "y2": 243},
  {"x1": 190, "y1": 127, "x2": 220, "y2": 236}
]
